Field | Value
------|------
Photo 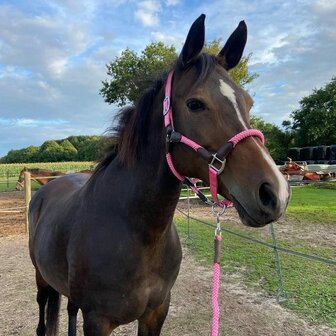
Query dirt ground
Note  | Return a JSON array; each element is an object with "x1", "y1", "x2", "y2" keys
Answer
[{"x1": 0, "y1": 191, "x2": 335, "y2": 336}]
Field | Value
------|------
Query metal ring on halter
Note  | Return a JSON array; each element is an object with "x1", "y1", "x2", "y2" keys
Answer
[
  {"x1": 163, "y1": 96, "x2": 170, "y2": 115},
  {"x1": 212, "y1": 204, "x2": 226, "y2": 218}
]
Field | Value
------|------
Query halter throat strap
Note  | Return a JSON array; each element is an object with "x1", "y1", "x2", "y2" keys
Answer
[{"x1": 163, "y1": 70, "x2": 264, "y2": 207}]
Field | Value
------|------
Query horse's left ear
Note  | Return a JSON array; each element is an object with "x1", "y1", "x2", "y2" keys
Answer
[
  {"x1": 218, "y1": 21, "x2": 247, "y2": 70},
  {"x1": 179, "y1": 14, "x2": 205, "y2": 68}
]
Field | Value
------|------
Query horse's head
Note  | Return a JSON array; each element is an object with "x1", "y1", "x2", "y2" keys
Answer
[
  {"x1": 16, "y1": 167, "x2": 28, "y2": 190},
  {"x1": 169, "y1": 15, "x2": 290, "y2": 227}
]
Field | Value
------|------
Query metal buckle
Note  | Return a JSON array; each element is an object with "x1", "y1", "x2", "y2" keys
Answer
[
  {"x1": 209, "y1": 153, "x2": 226, "y2": 175},
  {"x1": 163, "y1": 96, "x2": 170, "y2": 115}
]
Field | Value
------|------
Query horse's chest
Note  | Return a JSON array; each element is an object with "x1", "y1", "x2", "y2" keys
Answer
[{"x1": 70, "y1": 239, "x2": 181, "y2": 322}]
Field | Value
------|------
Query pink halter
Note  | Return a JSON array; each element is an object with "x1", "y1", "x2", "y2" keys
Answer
[{"x1": 163, "y1": 71, "x2": 264, "y2": 208}]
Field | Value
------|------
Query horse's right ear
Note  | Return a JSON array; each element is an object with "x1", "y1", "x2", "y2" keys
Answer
[{"x1": 178, "y1": 14, "x2": 205, "y2": 68}]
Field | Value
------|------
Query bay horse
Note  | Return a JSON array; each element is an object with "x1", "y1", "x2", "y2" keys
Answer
[
  {"x1": 16, "y1": 167, "x2": 93, "y2": 190},
  {"x1": 16, "y1": 167, "x2": 66, "y2": 190},
  {"x1": 29, "y1": 14, "x2": 290, "y2": 336}
]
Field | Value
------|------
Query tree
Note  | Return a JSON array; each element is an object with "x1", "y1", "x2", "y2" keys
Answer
[
  {"x1": 76, "y1": 136, "x2": 104, "y2": 161},
  {"x1": 290, "y1": 77, "x2": 336, "y2": 146},
  {"x1": 59, "y1": 140, "x2": 78, "y2": 161},
  {"x1": 101, "y1": 42, "x2": 176, "y2": 106},
  {"x1": 100, "y1": 40, "x2": 258, "y2": 106},
  {"x1": 250, "y1": 116, "x2": 290, "y2": 163},
  {"x1": 21, "y1": 146, "x2": 39, "y2": 162},
  {"x1": 0, "y1": 149, "x2": 23, "y2": 163},
  {"x1": 38, "y1": 140, "x2": 64, "y2": 162},
  {"x1": 0, "y1": 146, "x2": 40, "y2": 163}
]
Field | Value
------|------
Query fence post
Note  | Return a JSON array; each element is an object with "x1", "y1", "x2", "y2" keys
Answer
[
  {"x1": 184, "y1": 186, "x2": 193, "y2": 245},
  {"x1": 24, "y1": 172, "x2": 31, "y2": 234}
]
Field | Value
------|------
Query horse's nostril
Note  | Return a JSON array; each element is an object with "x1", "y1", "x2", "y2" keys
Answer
[{"x1": 259, "y1": 182, "x2": 277, "y2": 211}]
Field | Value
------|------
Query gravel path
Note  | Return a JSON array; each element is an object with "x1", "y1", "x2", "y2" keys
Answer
[{"x1": 1, "y1": 235, "x2": 335, "y2": 336}]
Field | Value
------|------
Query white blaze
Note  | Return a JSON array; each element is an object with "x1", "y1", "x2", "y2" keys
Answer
[
  {"x1": 219, "y1": 79, "x2": 248, "y2": 129},
  {"x1": 219, "y1": 79, "x2": 289, "y2": 209}
]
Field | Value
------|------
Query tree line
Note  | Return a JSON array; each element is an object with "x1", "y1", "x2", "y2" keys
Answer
[
  {"x1": 0, "y1": 136, "x2": 110, "y2": 163},
  {"x1": 1, "y1": 41, "x2": 335, "y2": 164}
]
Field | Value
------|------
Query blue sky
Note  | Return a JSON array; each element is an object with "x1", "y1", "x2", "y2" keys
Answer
[{"x1": 1, "y1": 0, "x2": 336, "y2": 157}]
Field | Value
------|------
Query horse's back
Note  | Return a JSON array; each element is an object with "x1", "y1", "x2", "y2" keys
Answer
[{"x1": 29, "y1": 173, "x2": 90, "y2": 229}]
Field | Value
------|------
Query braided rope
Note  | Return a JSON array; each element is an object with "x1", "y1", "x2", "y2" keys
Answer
[
  {"x1": 211, "y1": 235, "x2": 222, "y2": 336},
  {"x1": 230, "y1": 129, "x2": 264, "y2": 146},
  {"x1": 211, "y1": 263, "x2": 221, "y2": 336}
]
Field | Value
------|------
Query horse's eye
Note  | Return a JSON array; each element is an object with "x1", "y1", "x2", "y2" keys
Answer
[{"x1": 186, "y1": 99, "x2": 205, "y2": 112}]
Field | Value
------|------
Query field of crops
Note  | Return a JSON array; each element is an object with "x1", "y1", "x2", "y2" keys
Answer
[{"x1": 0, "y1": 162, "x2": 94, "y2": 177}]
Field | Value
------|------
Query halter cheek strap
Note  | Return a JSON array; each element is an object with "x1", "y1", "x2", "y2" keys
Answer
[{"x1": 163, "y1": 70, "x2": 265, "y2": 208}]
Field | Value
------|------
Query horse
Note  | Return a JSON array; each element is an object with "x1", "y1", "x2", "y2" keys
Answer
[
  {"x1": 28, "y1": 14, "x2": 290, "y2": 336},
  {"x1": 16, "y1": 167, "x2": 94, "y2": 190},
  {"x1": 16, "y1": 167, "x2": 66, "y2": 190}
]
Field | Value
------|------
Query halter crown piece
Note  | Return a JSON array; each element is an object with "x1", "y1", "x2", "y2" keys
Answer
[{"x1": 163, "y1": 71, "x2": 265, "y2": 208}]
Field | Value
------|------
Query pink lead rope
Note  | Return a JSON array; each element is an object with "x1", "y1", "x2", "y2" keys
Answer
[{"x1": 212, "y1": 234, "x2": 222, "y2": 336}]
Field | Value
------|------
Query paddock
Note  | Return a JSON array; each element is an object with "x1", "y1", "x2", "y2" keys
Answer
[{"x1": 0, "y1": 191, "x2": 335, "y2": 336}]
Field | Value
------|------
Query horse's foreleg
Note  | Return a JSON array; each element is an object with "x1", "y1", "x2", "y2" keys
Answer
[
  {"x1": 36, "y1": 286, "x2": 48, "y2": 336},
  {"x1": 137, "y1": 292, "x2": 171, "y2": 336},
  {"x1": 82, "y1": 311, "x2": 116, "y2": 336},
  {"x1": 67, "y1": 300, "x2": 79, "y2": 336}
]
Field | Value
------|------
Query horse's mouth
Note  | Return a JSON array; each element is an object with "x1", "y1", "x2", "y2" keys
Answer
[{"x1": 231, "y1": 195, "x2": 269, "y2": 228}]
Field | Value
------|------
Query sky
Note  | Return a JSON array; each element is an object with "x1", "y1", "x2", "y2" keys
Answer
[{"x1": 1, "y1": 0, "x2": 336, "y2": 157}]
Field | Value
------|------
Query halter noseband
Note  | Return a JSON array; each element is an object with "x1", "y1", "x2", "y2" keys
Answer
[{"x1": 163, "y1": 71, "x2": 265, "y2": 208}]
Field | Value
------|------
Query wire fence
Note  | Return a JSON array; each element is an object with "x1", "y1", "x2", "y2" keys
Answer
[
  {"x1": 1, "y1": 176, "x2": 335, "y2": 317},
  {"x1": 176, "y1": 187, "x2": 336, "y2": 307},
  {"x1": 176, "y1": 208, "x2": 336, "y2": 266},
  {"x1": 0, "y1": 174, "x2": 17, "y2": 192}
]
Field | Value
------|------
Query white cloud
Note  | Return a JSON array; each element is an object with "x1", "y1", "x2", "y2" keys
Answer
[
  {"x1": 150, "y1": 31, "x2": 181, "y2": 45},
  {"x1": 48, "y1": 59, "x2": 68, "y2": 77},
  {"x1": 135, "y1": 1, "x2": 161, "y2": 27},
  {"x1": 0, "y1": 118, "x2": 68, "y2": 127},
  {"x1": 312, "y1": 0, "x2": 336, "y2": 12},
  {"x1": 166, "y1": 0, "x2": 180, "y2": 6}
]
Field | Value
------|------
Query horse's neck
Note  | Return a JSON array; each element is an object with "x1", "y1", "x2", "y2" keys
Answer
[
  {"x1": 109, "y1": 146, "x2": 181, "y2": 210},
  {"x1": 31, "y1": 169, "x2": 40, "y2": 175},
  {"x1": 94, "y1": 116, "x2": 182, "y2": 232}
]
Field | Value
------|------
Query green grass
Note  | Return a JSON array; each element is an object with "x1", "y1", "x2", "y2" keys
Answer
[
  {"x1": 174, "y1": 185, "x2": 336, "y2": 327},
  {"x1": 287, "y1": 184, "x2": 336, "y2": 224}
]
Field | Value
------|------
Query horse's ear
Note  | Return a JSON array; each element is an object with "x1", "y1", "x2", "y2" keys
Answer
[
  {"x1": 179, "y1": 14, "x2": 205, "y2": 68},
  {"x1": 218, "y1": 21, "x2": 247, "y2": 70}
]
